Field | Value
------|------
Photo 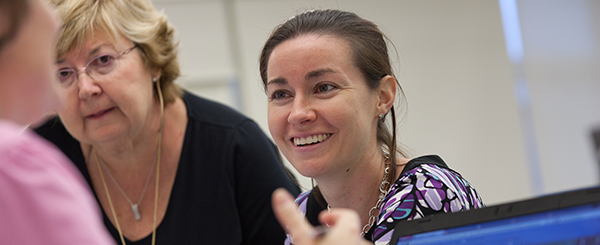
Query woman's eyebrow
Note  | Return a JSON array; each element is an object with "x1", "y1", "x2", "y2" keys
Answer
[
  {"x1": 55, "y1": 44, "x2": 110, "y2": 64},
  {"x1": 267, "y1": 68, "x2": 338, "y2": 86},
  {"x1": 267, "y1": 77, "x2": 287, "y2": 86},
  {"x1": 88, "y1": 44, "x2": 110, "y2": 56},
  {"x1": 305, "y1": 68, "x2": 337, "y2": 80}
]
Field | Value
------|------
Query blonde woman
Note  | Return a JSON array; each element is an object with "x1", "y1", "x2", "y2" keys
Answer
[{"x1": 35, "y1": 0, "x2": 299, "y2": 244}]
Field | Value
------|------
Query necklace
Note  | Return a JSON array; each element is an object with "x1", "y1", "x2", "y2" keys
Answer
[
  {"x1": 97, "y1": 148, "x2": 157, "y2": 221},
  {"x1": 327, "y1": 156, "x2": 391, "y2": 237},
  {"x1": 94, "y1": 80, "x2": 165, "y2": 245}
]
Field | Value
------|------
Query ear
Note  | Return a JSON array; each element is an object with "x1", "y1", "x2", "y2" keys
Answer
[{"x1": 376, "y1": 75, "x2": 397, "y2": 116}]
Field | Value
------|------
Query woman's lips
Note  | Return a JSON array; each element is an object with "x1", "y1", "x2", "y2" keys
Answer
[{"x1": 86, "y1": 107, "x2": 114, "y2": 119}]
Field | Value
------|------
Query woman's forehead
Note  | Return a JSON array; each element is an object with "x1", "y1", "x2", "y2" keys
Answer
[{"x1": 59, "y1": 31, "x2": 127, "y2": 59}]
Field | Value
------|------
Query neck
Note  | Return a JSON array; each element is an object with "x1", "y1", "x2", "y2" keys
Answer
[{"x1": 315, "y1": 150, "x2": 387, "y2": 226}]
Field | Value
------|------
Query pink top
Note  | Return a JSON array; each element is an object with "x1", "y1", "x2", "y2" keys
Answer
[{"x1": 0, "y1": 120, "x2": 115, "y2": 245}]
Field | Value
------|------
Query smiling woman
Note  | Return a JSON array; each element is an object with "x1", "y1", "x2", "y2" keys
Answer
[
  {"x1": 260, "y1": 9, "x2": 485, "y2": 244},
  {"x1": 266, "y1": 34, "x2": 383, "y2": 178},
  {"x1": 34, "y1": 0, "x2": 299, "y2": 244}
]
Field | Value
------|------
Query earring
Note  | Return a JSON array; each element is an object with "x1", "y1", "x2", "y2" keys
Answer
[
  {"x1": 379, "y1": 113, "x2": 384, "y2": 119},
  {"x1": 152, "y1": 77, "x2": 158, "y2": 83}
]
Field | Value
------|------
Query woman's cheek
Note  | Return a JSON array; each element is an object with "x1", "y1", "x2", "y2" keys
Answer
[{"x1": 267, "y1": 108, "x2": 285, "y2": 140}]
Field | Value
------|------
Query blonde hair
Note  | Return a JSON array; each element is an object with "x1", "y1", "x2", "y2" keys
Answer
[{"x1": 50, "y1": 0, "x2": 181, "y2": 103}]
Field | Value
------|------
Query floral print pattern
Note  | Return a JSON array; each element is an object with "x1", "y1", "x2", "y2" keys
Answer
[
  {"x1": 287, "y1": 156, "x2": 484, "y2": 245},
  {"x1": 372, "y1": 164, "x2": 484, "y2": 244}
]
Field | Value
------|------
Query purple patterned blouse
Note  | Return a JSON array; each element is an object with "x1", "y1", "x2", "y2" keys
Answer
[{"x1": 286, "y1": 155, "x2": 484, "y2": 245}]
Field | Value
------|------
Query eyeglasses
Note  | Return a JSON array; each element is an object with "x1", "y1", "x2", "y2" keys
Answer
[{"x1": 56, "y1": 45, "x2": 138, "y2": 87}]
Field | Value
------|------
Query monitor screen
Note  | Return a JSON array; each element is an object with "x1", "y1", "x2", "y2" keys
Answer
[
  {"x1": 396, "y1": 203, "x2": 600, "y2": 244},
  {"x1": 391, "y1": 187, "x2": 600, "y2": 245}
]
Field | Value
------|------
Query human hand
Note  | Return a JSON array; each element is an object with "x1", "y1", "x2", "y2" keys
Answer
[{"x1": 272, "y1": 188, "x2": 371, "y2": 245}]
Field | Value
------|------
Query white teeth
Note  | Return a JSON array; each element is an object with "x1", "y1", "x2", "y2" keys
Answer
[{"x1": 294, "y1": 134, "x2": 330, "y2": 146}]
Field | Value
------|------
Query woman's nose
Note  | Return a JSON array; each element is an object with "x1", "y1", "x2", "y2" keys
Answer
[
  {"x1": 288, "y1": 97, "x2": 316, "y2": 125},
  {"x1": 77, "y1": 73, "x2": 102, "y2": 100}
]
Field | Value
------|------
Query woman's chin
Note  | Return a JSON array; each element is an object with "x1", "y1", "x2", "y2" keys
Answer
[{"x1": 293, "y1": 163, "x2": 330, "y2": 179}]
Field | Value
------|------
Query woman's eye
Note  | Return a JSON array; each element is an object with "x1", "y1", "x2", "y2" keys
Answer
[
  {"x1": 316, "y1": 84, "x2": 335, "y2": 93},
  {"x1": 270, "y1": 90, "x2": 289, "y2": 100},
  {"x1": 57, "y1": 70, "x2": 71, "y2": 78},
  {"x1": 56, "y1": 69, "x2": 74, "y2": 83},
  {"x1": 92, "y1": 55, "x2": 115, "y2": 67},
  {"x1": 89, "y1": 54, "x2": 117, "y2": 74}
]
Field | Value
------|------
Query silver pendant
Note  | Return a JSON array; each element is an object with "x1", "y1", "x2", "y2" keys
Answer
[{"x1": 132, "y1": 204, "x2": 141, "y2": 220}]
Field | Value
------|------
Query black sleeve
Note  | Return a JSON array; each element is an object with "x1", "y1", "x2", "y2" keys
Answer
[{"x1": 231, "y1": 120, "x2": 301, "y2": 245}]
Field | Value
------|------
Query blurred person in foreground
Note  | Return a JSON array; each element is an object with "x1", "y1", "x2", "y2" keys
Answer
[{"x1": 0, "y1": 0, "x2": 114, "y2": 244}]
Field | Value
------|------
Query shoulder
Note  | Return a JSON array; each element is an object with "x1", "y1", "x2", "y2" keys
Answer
[
  {"x1": 402, "y1": 157, "x2": 482, "y2": 206},
  {"x1": 0, "y1": 120, "x2": 27, "y2": 150},
  {"x1": 182, "y1": 91, "x2": 275, "y2": 155},
  {"x1": 371, "y1": 155, "x2": 484, "y2": 243},
  {"x1": 0, "y1": 122, "x2": 113, "y2": 244},
  {"x1": 397, "y1": 155, "x2": 474, "y2": 191},
  {"x1": 182, "y1": 90, "x2": 251, "y2": 129},
  {"x1": 389, "y1": 155, "x2": 483, "y2": 211},
  {"x1": 0, "y1": 121, "x2": 91, "y2": 224},
  {"x1": 0, "y1": 122, "x2": 35, "y2": 165},
  {"x1": 0, "y1": 120, "x2": 69, "y2": 170},
  {"x1": 0, "y1": 120, "x2": 83, "y2": 187}
]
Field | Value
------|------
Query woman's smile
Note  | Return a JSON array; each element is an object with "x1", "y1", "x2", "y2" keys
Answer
[
  {"x1": 292, "y1": 133, "x2": 331, "y2": 146},
  {"x1": 290, "y1": 133, "x2": 334, "y2": 155}
]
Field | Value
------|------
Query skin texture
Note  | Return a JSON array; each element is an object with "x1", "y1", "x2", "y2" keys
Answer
[{"x1": 0, "y1": 0, "x2": 62, "y2": 125}]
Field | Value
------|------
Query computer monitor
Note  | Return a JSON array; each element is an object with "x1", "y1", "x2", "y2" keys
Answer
[{"x1": 390, "y1": 186, "x2": 600, "y2": 244}]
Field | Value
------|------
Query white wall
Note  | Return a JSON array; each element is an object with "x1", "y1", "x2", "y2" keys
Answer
[
  {"x1": 152, "y1": 0, "x2": 600, "y2": 205},
  {"x1": 517, "y1": 0, "x2": 600, "y2": 194}
]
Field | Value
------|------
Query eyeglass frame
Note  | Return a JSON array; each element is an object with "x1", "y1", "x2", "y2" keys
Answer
[{"x1": 55, "y1": 45, "x2": 139, "y2": 87}]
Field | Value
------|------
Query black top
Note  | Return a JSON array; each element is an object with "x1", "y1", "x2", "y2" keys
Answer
[{"x1": 35, "y1": 91, "x2": 300, "y2": 245}]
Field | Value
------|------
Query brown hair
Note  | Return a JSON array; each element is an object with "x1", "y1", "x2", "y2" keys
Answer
[
  {"x1": 50, "y1": 0, "x2": 181, "y2": 103},
  {"x1": 0, "y1": 0, "x2": 29, "y2": 53},
  {"x1": 259, "y1": 9, "x2": 407, "y2": 195}
]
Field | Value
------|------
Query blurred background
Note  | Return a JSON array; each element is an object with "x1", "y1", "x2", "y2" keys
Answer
[{"x1": 151, "y1": 0, "x2": 600, "y2": 205}]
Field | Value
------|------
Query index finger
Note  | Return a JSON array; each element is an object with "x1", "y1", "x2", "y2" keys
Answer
[{"x1": 272, "y1": 188, "x2": 316, "y2": 244}]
